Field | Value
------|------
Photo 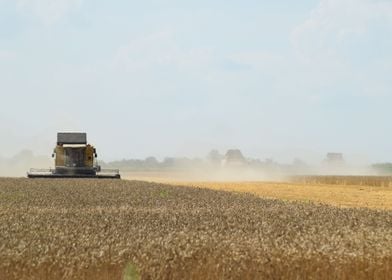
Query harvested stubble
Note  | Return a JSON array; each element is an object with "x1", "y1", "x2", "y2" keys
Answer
[
  {"x1": 171, "y1": 181, "x2": 392, "y2": 210},
  {"x1": 0, "y1": 178, "x2": 392, "y2": 280},
  {"x1": 292, "y1": 175, "x2": 392, "y2": 187}
]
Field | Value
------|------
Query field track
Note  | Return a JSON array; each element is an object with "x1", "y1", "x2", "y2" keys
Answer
[{"x1": 1, "y1": 178, "x2": 392, "y2": 279}]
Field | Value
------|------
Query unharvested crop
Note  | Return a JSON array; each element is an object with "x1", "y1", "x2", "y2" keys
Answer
[{"x1": 1, "y1": 178, "x2": 392, "y2": 279}]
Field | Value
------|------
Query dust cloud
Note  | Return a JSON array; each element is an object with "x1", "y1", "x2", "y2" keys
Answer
[
  {"x1": 121, "y1": 162, "x2": 379, "y2": 183},
  {"x1": 0, "y1": 148, "x2": 384, "y2": 180},
  {"x1": 0, "y1": 150, "x2": 51, "y2": 177}
]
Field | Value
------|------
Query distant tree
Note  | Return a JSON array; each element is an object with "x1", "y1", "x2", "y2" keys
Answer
[
  {"x1": 207, "y1": 149, "x2": 223, "y2": 164},
  {"x1": 264, "y1": 158, "x2": 275, "y2": 165},
  {"x1": 162, "y1": 157, "x2": 175, "y2": 168},
  {"x1": 293, "y1": 158, "x2": 307, "y2": 167},
  {"x1": 144, "y1": 157, "x2": 159, "y2": 168},
  {"x1": 372, "y1": 163, "x2": 392, "y2": 175}
]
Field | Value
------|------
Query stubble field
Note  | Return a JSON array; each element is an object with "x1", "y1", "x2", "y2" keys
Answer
[
  {"x1": 1, "y1": 178, "x2": 392, "y2": 279},
  {"x1": 168, "y1": 181, "x2": 392, "y2": 210}
]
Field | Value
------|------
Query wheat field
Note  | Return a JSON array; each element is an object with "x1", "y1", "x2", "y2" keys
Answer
[{"x1": 1, "y1": 178, "x2": 392, "y2": 279}]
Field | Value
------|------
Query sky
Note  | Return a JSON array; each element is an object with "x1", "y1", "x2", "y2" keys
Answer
[{"x1": 0, "y1": 0, "x2": 392, "y2": 164}]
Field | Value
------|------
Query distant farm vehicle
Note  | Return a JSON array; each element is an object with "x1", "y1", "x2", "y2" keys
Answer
[{"x1": 221, "y1": 149, "x2": 247, "y2": 167}]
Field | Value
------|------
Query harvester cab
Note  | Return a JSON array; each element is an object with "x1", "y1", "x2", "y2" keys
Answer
[{"x1": 27, "y1": 132, "x2": 120, "y2": 179}]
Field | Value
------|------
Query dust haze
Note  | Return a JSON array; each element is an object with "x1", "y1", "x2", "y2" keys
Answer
[
  {"x1": 2, "y1": 148, "x2": 384, "y2": 180},
  {"x1": 120, "y1": 162, "x2": 379, "y2": 183},
  {"x1": 99, "y1": 149, "x2": 385, "y2": 182},
  {"x1": 0, "y1": 150, "x2": 51, "y2": 177}
]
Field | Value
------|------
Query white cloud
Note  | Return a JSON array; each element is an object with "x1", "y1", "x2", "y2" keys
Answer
[
  {"x1": 228, "y1": 51, "x2": 284, "y2": 69},
  {"x1": 0, "y1": 50, "x2": 16, "y2": 60},
  {"x1": 287, "y1": 0, "x2": 392, "y2": 97},
  {"x1": 291, "y1": 0, "x2": 392, "y2": 59},
  {"x1": 113, "y1": 31, "x2": 215, "y2": 72},
  {"x1": 15, "y1": 0, "x2": 82, "y2": 24}
]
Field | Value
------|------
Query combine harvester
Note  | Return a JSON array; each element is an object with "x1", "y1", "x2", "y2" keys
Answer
[{"x1": 27, "y1": 132, "x2": 121, "y2": 179}]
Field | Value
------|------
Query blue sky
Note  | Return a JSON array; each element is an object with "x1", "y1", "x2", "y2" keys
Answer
[{"x1": 1, "y1": 0, "x2": 392, "y2": 163}]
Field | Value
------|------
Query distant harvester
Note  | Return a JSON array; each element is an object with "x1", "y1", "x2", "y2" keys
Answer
[
  {"x1": 222, "y1": 149, "x2": 247, "y2": 167},
  {"x1": 325, "y1": 153, "x2": 344, "y2": 164}
]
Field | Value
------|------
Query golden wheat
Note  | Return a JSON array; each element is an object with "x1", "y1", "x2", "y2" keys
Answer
[
  {"x1": 170, "y1": 181, "x2": 392, "y2": 210},
  {"x1": 1, "y1": 178, "x2": 392, "y2": 279}
]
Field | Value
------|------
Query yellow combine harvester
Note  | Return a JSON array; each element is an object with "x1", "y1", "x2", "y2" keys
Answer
[{"x1": 27, "y1": 132, "x2": 120, "y2": 179}]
